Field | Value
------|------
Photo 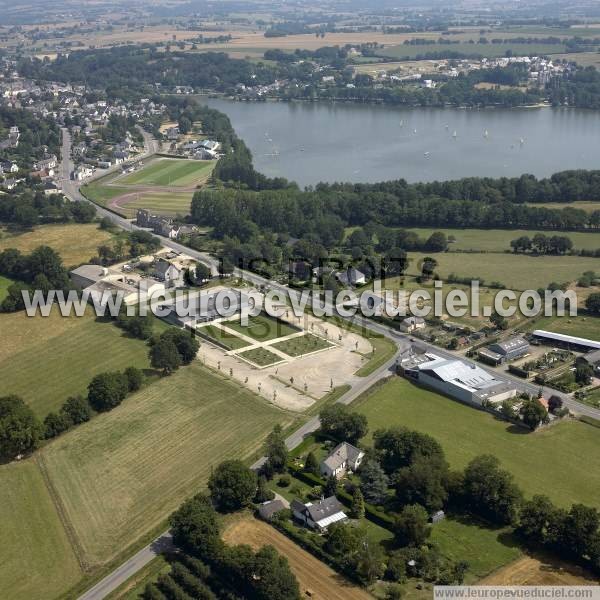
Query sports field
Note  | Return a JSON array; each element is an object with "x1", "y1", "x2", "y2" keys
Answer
[
  {"x1": 0, "y1": 223, "x2": 113, "y2": 267},
  {"x1": 0, "y1": 309, "x2": 165, "y2": 418},
  {"x1": 225, "y1": 314, "x2": 301, "y2": 342},
  {"x1": 119, "y1": 158, "x2": 214, "y2": 187},
  {"x1": 0, "y1": 460, "x2": 82, "y2": 600},
  {"x1": 355, "y1": 378, "x2": 600, "y2": 509},
  {"x1": 40, "y1": 362, "x2": 293, "y2": 568}
]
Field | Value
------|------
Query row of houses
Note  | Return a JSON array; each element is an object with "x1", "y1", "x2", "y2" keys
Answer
[{"x1": 135, "y1": 208, "x2": 195, "y2": 241}]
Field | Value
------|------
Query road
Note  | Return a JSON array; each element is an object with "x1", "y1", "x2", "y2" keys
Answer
[{"x1": 64, "y1": 129, "x2": 599, "y2": 599}]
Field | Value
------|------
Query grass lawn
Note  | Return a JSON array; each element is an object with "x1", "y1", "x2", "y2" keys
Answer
[
  {"x1": 0, "y1": 274, "x2": 12, "y2": 301},
  {"x1": 402, "y1": 228, "x2": 600, "y2": 253},
  {"x1": 198, "y1": 323, "x2": 251, "y2": 350},
  {"x1": 238, "y1": 347, "x2": 283, "y2": 367},
  {"x1": 355, "y1": 378, "x2": 600, "y2": 509},
  {"x1": 0, "y1": 459, "x2": 82, "y2": 600},
  {"x1": 271, "y1": 333, "x2": 333, "y2": 356},
  {"x1": 39, "y1": 361, "x2": 293, "y2": 569},
  {"x1": 581, "y1": 387, "x2": 600, "y2": 409},
  {"x1": 431, "y1": 516, "x2": 521, "y2": 582},
  {"x1": 225, "y1": 314, "x2": 301, "y2": 342},
  {"x1": 528, "y1": 314, "x2": 600, "y2": 341},
  {"x1": 81, "y1": 182, "x2": 131, "y2": 208},
  {"x1": 119, "y1": 158, "x2": 214, "y2": 187},
  {"x1": 0, "y1": 309, "x2": 167, "y2": 418},
  {"x1": 0, "y1": 223, "x2": 113, "y2": 268},
  {"x1": 407, "y1": 251, "x2": 596, "y2": 290},
  {"x1": 113, "y1": 190, "x2": 193, "y2": 219}
]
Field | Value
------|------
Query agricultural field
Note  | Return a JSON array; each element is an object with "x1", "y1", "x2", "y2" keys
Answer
[
  {"x1": 0, "y1": 459, "x2": 82, "y2": 600},
  {"x1": 39, "y1": 362, "x2": 293, "y2": 568},
  {"x1": 407, "y1": 251, "x2": 597, "y2": 290},
  {"x1": 354, "y1": 378, "x2": 600, "y2": 509},
  {"x1": 404, "y1": 227, "x2": 600, "y2": 253},
  {"x1": 527, "y1": 314, "x2": 600, "y2": 341},
  {"x1": 225, "y1": 314, "x2": 301, "y2": 342},
  {"x1": 0, "y1": 274, "x2": 12, "y2": 301},
  {"x1": 222, "y1": 515, "x2": 372, "y2": 600},
  {"x1": 525, "y1": 201, "x2": 600, "y2": 213},
  {"x1": 271, "y1": 333, "x2": 333, "y2": 356},
  {"x1": 118, "y1": 158, "x2": 214, "y2": 187},
  {"x1": 0, "y1": 309, "x2": 165, "y2": 418},
  {"x1": 0, "y1": 223, "x2": 113, "y2": 267}
]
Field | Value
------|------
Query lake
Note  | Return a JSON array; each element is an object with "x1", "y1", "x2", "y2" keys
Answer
[{"x1": 204, "y1": 98, "x2": 600, "y2": 186}]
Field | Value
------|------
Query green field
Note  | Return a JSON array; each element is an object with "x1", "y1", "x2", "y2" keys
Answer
[
  {"x1": 0, "y1": 310, "x2": 167, "y2": 418},
  {"x1": 119, "y1": 158, "x2": 214, "y2": 187},
  {"x1": 271, "y1": 333, "x2": 333, "y2": 356},
  {"x1": 407, "y1": 251, "x2": 596, "y2": 290},
  {"x1": 0, "y1": 274, "x2": 12, "y2": 301},
  {"x1": 238, "y1": 347, "x2": 283, "y2": 366},
  {"x1": 113, "y1": 190, "x2": 194, "y2": 218},
  {"x1": 377, "y1": 42, "x2": 566, "y2": 60},
  {"x1": 81, "y1": 181, "x2": 130, "y2": 207},
  {"x1": 225, "y1": 314, "x2": 301, "y2": 342},
  {"x1": 525, "y1": 201, "x2": 600, "y2": 214},
  {"x1": 403, "y1": 228, "x2": 600, "y2": 253},
  {"x1": 0, "y1": 459, "x2": 82, "y2": 600},
  {"x1": 199, "y1": 324, "x2": 252, "y2": 350},
  {"x1": 355, "y1": 378, "x2": 600, "y2": 509},
  {"x1": 431, "y1": 516, "x2": 521, "y2": 583},
  {"x1": 40, "y1": 361, "x2": 293, "y2": 569},
  {"x1": 528, "y1": 314, "x2": 600, "y2": 342}
]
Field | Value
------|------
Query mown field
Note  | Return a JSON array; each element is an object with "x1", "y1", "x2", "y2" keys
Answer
[
  {"x1": 0, "y1": 223, "x2": 112, "y2": 267},
  {"x1": 0, "y1": 274, "x2": 11, "y2": 301},
  {"x1": 111, "y1": 190, "x2": 194, "y2": 219},
  {"x1": 355, "y1": 378, "x2": 600, "y2": 509},
  {"x1": 0, "y1": 310, "x2": 164, "y2": 418},
  {"x1": 403, "y1": 227, "x2": 600, "y2": 253},
  {"x1": 528, "y1": 314, "x2": 600, "y2": 341},
  {"x1": 0, "y1": 459, "x2": 82, "y2": 600},
  {"x1": 407, "y1": 251, "x2": 596, "y2": 290},
  {"x1": 118, "y1": 158, "x2": 214, "y2": 187},
  {"x1": 40, "y1": 362, "x2": 293, "y2": 568}
]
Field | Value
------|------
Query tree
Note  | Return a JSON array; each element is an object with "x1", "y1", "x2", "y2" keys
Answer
[
  {"x1": 319, "y1": 404, "x2": 368, "y2": 444},
  {"x1": 462, "y1": 455, "x2": 523, "y2": 525},
  {"x1": 351, "y1": 487, "x2": 366, "y2": 519},
  {"x1": 548, "y1": 395, "x2": 563, "y2": 414},
  {"x1": 385, "y1": 584, "x2": 405, "y2": 600},
  {"x1": 169, "y1": 493, "x2": 222, "y2": 559},
  {"x1": 264, "y1": 424, "x2": 288, "y2": 476},
  {"x1": 252, "y1": 545, "x2": 301, "y2": 600},
  {"x1": 500, "y1": 399, "x2": 517, "y2": 420},
  {"x1": 520, "y1": 398, "x2": 548, "y2": 430},
  {"x1": 355, "y1": 541, "x2": 386, "y2": 584},
  {"x1": 160, "y1": 330, "x2": 200, "y2": 365},
  {"x1": 43, "y1": 411, "x2": 72, "y2": 438},
  {"x1": 323, "y1": 474, "x2": 339, "y2": 497},
  {"x1": 395, "y1": 504, "x2": 431, "y2": 547},
  {"x1": 586, "y1": 292, "x2": 600, "y2": 315},
  {"x1": 561, "y1": 504, "x2": 600, "y2": 560},
  {"x1": 575, "y1": 362, "x2": 594, "y2": 386},
  {"x1": 359, "y1": 458, "x2": 389, "y2": 505},
  {"x1": 0, "y1": 395, "x2": 41, "y2": 461},
  {"x1": 61, "y1": 395, "x2": 91, "y2": 424},
  {"x1": 420, "y1": 256, "x2": 438, "y2": 280},
  {"x1": 87, "y1": 372, "x2": 129, "y2": 411},
  {"x1": 517, "y1": 494, "x2": 556, "y2": 544},
  {"x1": 394, "y1": 454, "x2": 449, "y2": 512},
  {"x1": 489, "y1": 309, "x2": 508, "y2": 330},
  {"x1": 254, "y1": 475, "x2": 275, "y2": 503},
  {"x1": 424, "y1": 231, "x2": 448, "y2": 252},
  {"x1": 150, "y1": 338, "x2": 182, "y2": 375},
  {"x1": 304, "y1": 451, "x2": 319, "y2": 476},
  {"x1": 208, "y1": 460, "x2": 257, "y2": 512},
  {"x1": 124, "y1": 366, "x2": 144, "y2": 392}
]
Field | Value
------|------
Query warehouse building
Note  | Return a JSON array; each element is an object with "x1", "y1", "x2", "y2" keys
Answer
[
  {"x1": 478, "y1": 336, "x2": 530, "y2": 365},
  {"x1": 402, "y1": 353, "x2": 517, "y2": 407},
  {"x1": 532, "y1": 330, "x2": 600, "y2": 352}
]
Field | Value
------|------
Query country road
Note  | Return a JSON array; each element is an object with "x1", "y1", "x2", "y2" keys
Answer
[{"x1": 61, "y1": 129, "x2": 600, "y2": 600}]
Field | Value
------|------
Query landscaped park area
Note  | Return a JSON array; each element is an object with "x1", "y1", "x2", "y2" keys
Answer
[{"x1": 82, "y1": 157, "x2": 215, "y2": 218}]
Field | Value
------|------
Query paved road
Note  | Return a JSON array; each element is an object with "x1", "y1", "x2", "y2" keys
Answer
[{"x1": 64, "y1": 129, "x2": 599, "y2": 599}]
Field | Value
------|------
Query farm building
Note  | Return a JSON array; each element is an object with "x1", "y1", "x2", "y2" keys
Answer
[
  {"x1": 291, "y1": 496, "x2": 347, "y2": 532},
  {"x1": 402, "y1": 353, "x2": 517, "y2": 407},
  {"x1": 478, "y1": 336, "x2": 530, "y2": 365},
  {"x1": 532, "y1": 330, "x2": 600, "y2": 352},
  {"x1": 320, "y1": 442, "x2": 365, "y2": 479},
  {"x1": 399, "y1": 316, "x2": 426, "y2": 333},
  {"x1": 582, "y1": 349, "x2": 600, "y2": 375},
  {"x1": 257, "y1": 499, "x2": 286, "y2": 521}
]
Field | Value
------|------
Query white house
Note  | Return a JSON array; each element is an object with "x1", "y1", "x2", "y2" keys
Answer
[
  {"x1": 399, "y1": 316, "x2": 426, "y2": 333},
  {"x1": 154, "y1": 260, "x2": 184, "y2": 288},
  {"x1": 291, "y1": 496, "x2": 347, "y2": 532},
  {"x1": 320, "y1": 442, "x2": 365, "y2": 479}
]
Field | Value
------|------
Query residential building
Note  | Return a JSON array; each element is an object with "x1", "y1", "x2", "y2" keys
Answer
[
  {"x1": 0, "y1": 158, "x2": 19, "y2": 173},
  {"x1": 136, "y1": 208, "x2": 181, "y2": 239},
  {"x1": 33, "y1": 155, "x2": 57, "y2": 171},
  {"x1": 154, "y1": 259, "x2": 184, "y2": 288},
  {"x1": 291, "y1": 496, "x2": 347, "y2": 532},
  {"x1": 320, "y1": 442, "x2": 365, "y2": 479},
  {"x1": 401, "y1": 353, "x2": 517, "y2": 407},
  {"x1": 71, "y1": 165, "x2": 93, "y2": 180},
  {"x1": 257, "y1": 499, "x2": 286, "y2": 521},
  {"x1": 336, "y1": 267, "x2": 366, "y2": 287},
  {"x1": 399, "y1": 316, "x2": 426, "y2": 333}
]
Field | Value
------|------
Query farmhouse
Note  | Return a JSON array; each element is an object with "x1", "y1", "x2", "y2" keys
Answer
[
  {"x1": 478, "y1": 336, "x2": 530, "y2": 366},
  {"x1": 336, "y1": 267, "x2": 366, "y2": 287},
  {"x1": 402, "y1": 353, "x2": 517, "y2": 407},
  {"x1": 154, "y1": 259, "x2": 184, "y2": 288},
  {"x1": 291, "y1": 496, "x2": 347, "y2": 532},
  {"x1": 320, "y1": 442, "x2": 365, "y2": 479},
  {"x1": 136, "y1": 208, "x2": 182, "y2": 239},
  {"x1": 399, "y1": 316, "x2": 426, "y2": 333}
]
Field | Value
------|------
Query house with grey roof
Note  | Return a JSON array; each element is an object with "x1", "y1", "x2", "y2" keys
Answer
[
  {"x1": 257, "y1": 499, "x2": 286, "y2": 521},
  {"x1": 399, "y1": 316, "x2": 426, "y2": 333},
  {"x1": 320, "y1": 442, "x2": 365, "y2": 479},
  {"x1": 478, "y1": 336, "x2": 530, "y2": 365},
  {"x1": 291, "y1": 496, "x2": 347, "y2": 532},
  {"x1": 336, "y1": 267, "x2": 366, "y2": 287},
  {"x1": 154, "y1": 259, "x2": 184, "y2": 289}
]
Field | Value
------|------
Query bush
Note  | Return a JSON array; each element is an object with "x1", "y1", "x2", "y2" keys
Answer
[
  {"x1": 0, "y1": 395, "x2": 41, "y2": 460},
  {"x1": 124, "y1": 366, "x2": 144, "y2": 392},
  {"x1": 87, "y1": 371, "x2": 129, "y2": 412},
  {"x1": 277, "y1": 474, "x2": 291, "y2": 488},
  {"x1": 44, "y1": 411, "x2": 72, "y2": 439},
  {"x1": 61, "y1": 395, "x2": 91, "y2": 424}
]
